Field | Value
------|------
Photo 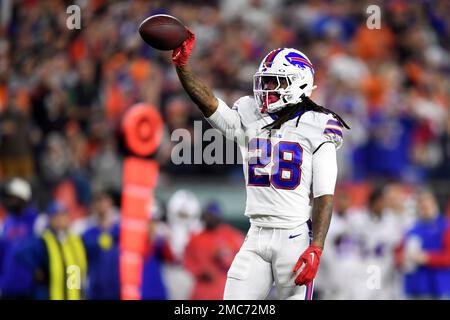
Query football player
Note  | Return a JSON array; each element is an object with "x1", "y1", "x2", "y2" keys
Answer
[{"x1": 171, "y1": 29, "x2": 350, "y2": 300}]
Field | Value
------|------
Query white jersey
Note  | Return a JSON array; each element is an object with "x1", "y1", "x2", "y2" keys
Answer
[
  {"x1": 207, "y1": 96, "x2": 343, "y2": 228},
  {"x1": 349, "y1": 210, "x2": 404, "y2": 299}
]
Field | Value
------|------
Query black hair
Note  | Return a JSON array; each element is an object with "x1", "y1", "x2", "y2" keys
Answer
[{"x1": 262, "y1": 95, "x2": 351, "y2": 131}]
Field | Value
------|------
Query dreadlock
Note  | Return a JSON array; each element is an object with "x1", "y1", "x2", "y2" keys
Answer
[{"x1": 262, "y1": 95, "x2": 351, "y2": 131}]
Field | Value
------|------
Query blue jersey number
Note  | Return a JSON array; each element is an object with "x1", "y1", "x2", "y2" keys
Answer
[{"x1": 248, "y1": 138, "x2": 303, "y2": 190}]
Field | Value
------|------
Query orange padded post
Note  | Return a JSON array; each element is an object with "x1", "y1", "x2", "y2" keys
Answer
[{"x1": 120, "y1": 104, "x2": 163, "y2": 300}]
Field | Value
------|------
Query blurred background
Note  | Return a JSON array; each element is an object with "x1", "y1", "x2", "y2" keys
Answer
[{"x1": 0, "y1": 0, "x2": 449, "y2": 300}]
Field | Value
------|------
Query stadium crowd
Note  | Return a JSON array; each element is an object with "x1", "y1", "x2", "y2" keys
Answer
[{"x1": 0, "y1": 0, "x2": 449, "y2": 299}]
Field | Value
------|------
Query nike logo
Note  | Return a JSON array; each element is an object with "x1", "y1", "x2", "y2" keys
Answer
[{"x1": 289, "y1": 233, "x2": 302, "y2": 239}]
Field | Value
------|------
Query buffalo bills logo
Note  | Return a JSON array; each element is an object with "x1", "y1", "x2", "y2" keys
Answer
[{"x1": 285, "y1": 52, "x2": 314, "y2": 74}]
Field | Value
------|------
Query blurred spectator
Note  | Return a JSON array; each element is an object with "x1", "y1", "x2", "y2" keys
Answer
[
  {"x1": 402, "y1": 189, "x2": 450, "y2": 299},
  {"x1": 383, "y1": 183, "x2": 416, "y2": 231},
  {"x1": 38, "y1": 133, "x2": 71, "y2": 192},
  {"x1": 165, "y1": 190, "x2": 202, "y2": 260},
  {"x1": 141, "y1": 201, "x2": 174, "y2": 300},
  {"x1": 350, "y1": 187, "x2": 404, "y2": 299},
  {"x1": 317, "y1": 191, "x2": 362, "y2": 300},
  {"x1": 0, "y1": 104, "x2": 34, "y2": 180},
  {"x1": 162, "y1": 190, "x2": 202, "y2": 300},
  {"x1": 364, "y1": 110, "x2": 416, "y2": 181},
  {"x1": 82, "y1": 192, "x2": 120, "y2": 300},
  {"x1": 20, "y1": 201, "x2": 87, "y2": 300},
  {"x1": 432, "y1": 112, "x2": 450, "y2": 180},
  {"x1": 70, "y1": 59, "x2": 100, "y2": 132},
  {"x1": 90, "y1": 138, "x2": 123, "y2": 195},
  {"x1": 0, "y1": 178, "x2": 37, "y2": 299},
  {"x1": 183, "y1": 202, "x2": 243, "y2": 300}
]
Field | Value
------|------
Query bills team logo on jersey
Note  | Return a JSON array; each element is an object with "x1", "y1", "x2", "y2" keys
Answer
[{"x1": 285, "y1": 52, "x2": 314, "y2": 74}]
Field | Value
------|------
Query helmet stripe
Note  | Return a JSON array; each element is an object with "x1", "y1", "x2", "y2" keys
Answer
[{"x1": 264, "y1": 48, "x2": 283, "y2": 67}]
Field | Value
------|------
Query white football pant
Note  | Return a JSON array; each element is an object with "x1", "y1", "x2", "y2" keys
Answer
[{"x1": 224, "y1": 222, "x2": 314, "y2": 300}]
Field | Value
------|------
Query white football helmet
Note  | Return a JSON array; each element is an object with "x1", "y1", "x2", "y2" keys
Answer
[{"x1": 253, "y1": 48, "x2": 316, "y2": 113}]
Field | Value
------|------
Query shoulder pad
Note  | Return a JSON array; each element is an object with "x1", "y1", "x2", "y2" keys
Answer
[{"x1": 233, "y1": 95, "x2": 255, "y2": 110}]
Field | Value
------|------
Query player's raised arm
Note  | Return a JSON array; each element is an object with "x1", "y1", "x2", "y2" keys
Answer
[
  {"x1": 293, "y1": 142, "x2": 337, "y2": 286},
  {"x1": 171, "y1": 29, "x2": 218, "y2": 117},
  {"x1": 172, "y1": 30, "x2": 242, "y2": 140}
]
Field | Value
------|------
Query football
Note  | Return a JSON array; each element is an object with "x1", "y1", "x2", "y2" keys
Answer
[{"x1": 138, "y1": 14, "x2": 189, "y2": 51}]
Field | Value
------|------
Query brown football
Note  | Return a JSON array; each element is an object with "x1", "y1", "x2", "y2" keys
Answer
[{"x1": 138, "y1": 14, "x2": 188, "y2": 51}]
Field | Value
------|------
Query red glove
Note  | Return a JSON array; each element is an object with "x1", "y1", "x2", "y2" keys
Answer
[
  {"x1": 293, "y1": 245, "x2": 322, "y2": 286},
  {"x1": 172, "y1": 28, "x2": 195, "y2": 67}
]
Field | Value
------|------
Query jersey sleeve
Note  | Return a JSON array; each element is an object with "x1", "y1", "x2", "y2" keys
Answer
[
  {"x1": 310, "y1": 114, "x2": 344, "y2": 153},
  {"x1": 205, "y1": 97, "x2": 243, "y2": 140},
  {"x1": 312, "y1": 141, "x2": 338, "y2": 197},
  {"x1": 322, "y1": 116, "x2": 344, "y2": 150}
]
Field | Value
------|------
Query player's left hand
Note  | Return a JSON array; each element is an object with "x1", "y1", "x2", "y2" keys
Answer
[{"x1": 293, "y1": 245, "x2": 322, "y2": 286}]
